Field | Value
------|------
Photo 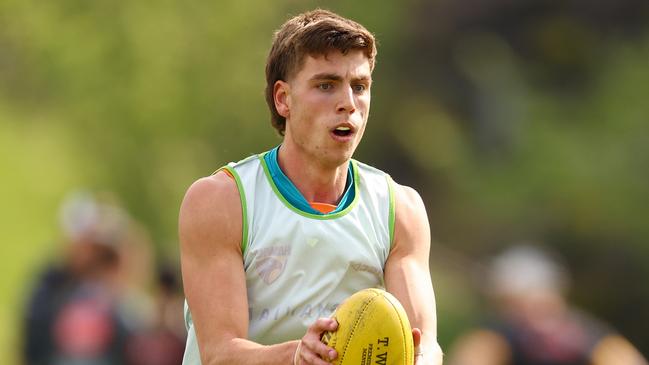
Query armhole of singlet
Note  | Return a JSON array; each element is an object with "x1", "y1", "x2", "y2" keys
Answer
[
  {"x1": 386, "y1": 175, "x2": 396, "y2": 250},
  {"x1": 216, "y1": 166, "x2": 249, "y2": 256}
]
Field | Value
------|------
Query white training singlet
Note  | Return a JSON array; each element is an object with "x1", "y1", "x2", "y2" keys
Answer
[{"x1": 182, "y1": 153, "x2": 395, "y2": 364}]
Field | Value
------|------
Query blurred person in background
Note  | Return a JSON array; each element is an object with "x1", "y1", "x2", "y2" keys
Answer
[
  {"x1": 22, "y1": 191, "x2": 186, "y2": 365},
  {"x1": 447, "y1": 244, "x2": 647, "y2": 365},
  {"x1": 22, "y1": 191, "x2": 133, "y2": 365},
  {"x1": 125, "y1": 263, "x2": 186, "y2": 365}
]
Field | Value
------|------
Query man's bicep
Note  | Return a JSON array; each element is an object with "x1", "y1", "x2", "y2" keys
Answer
[{"x1": 179, "y1": 173, "x2": 250, "y2": 349}]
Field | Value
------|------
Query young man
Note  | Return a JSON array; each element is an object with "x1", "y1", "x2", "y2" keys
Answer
[{"x1": 179, "y1": 9, "x2": 443, "y2": 365}]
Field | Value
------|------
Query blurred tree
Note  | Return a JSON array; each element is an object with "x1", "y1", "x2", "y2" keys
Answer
[{"x1": 384, "y1": 0, "x2": 649, "y2": 353}]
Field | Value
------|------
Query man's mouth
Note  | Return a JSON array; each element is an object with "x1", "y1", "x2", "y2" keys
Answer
[{"x1": 333, "y1": 126, "x2": 352, "y2": 137}]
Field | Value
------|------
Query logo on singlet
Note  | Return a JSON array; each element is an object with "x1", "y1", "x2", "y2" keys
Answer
[{"x1": 253, "y1": 245, "x2": 291, "y2": 285}]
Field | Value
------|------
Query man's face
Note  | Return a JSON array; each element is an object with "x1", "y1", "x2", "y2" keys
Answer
[{"x1": 279, "y1": 50, "x2": 372, "y2": 168}]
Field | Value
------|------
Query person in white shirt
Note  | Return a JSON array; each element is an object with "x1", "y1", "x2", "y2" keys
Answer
[{"x1": 179, "y1": 9, "x2": 443, "y2": 365}]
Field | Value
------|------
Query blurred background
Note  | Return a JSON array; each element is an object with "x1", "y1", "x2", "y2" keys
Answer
[{"x1": 1, "y1": 0, "x2": 648, "y2": 364}]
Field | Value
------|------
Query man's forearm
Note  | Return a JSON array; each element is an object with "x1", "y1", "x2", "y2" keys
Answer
[{"x1": 200, "y1": 338, "x2": 298, "y2": 365}]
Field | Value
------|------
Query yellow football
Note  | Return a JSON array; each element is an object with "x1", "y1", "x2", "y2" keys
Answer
[{"x1": 321, "y1": 288, "x2": 414, "y2": 365}]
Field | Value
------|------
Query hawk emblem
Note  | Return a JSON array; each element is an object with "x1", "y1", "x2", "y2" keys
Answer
[{"x1": 253, "y1": 245, "x2": 290, "y2": 285}]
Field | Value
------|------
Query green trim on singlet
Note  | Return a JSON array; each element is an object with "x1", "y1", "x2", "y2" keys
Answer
[
  {"x1": 219, "y1": 165, "x2": 249, "y2": 255},
  {"x1": 257, "y1": 153, "x2": 360, "y2": 220},
  {"x1": 387, "y1": 175, "x2": 396, "y2": 249}
]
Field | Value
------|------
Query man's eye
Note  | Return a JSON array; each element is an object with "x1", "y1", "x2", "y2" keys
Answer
[
  {"x1": 352, "y1": 84, "x2": 366, "y2": 93},
  {"x1": 318, "y1": 83, "x2": 333, "y2": 91}
]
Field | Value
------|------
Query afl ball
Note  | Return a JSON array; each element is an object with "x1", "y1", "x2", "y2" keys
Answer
[{"x1": 321, "y1": 288, "x2": 414, "y2": 365}]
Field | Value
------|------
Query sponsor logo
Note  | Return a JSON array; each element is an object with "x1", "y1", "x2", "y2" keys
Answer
[{"x1": 250, "y1": 302, "x2": 339, "y2": 322}]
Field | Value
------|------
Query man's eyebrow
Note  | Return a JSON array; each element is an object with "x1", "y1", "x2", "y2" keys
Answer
[
  {"x1": 310, "y1": 73, "x2": 372, "y2": 82},
  {"x1": 310, "y1": 73, "x2": 343, "y2": 81}
]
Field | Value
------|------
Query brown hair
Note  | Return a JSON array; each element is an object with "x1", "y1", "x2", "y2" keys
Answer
[{"x1": 265, "y1": 9, "x2": 377, "y2": 135}]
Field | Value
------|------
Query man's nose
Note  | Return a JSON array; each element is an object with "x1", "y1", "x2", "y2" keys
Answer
[{"x1": 336, "y1": 86, "x2": 356, "y2": 114}]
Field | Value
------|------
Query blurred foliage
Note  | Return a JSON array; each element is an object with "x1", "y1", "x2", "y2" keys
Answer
[{"x1": 1, "y1": 0, "x2": 648, "y2": 362}]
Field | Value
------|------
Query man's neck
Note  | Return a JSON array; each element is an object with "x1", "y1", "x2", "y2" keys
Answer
[{"x1": 277, "y1": 144, "x2": 349, "y2": 205}]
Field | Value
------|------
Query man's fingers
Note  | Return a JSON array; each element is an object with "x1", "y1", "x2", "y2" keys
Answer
[
  {"x1": 297, "y1": 337, "x2": 337, "y2": 365},
  {"x1": 298, "y1": 318, "x2": 339, "y2": 364},
  {"x1": 303, "y1": 335, "x2": 337, "y2": 362},
  {"x1": 297, "y1": 343, "x2": 336, "y2": 365},
  {"x1": 309, "y1": 317, "x2": 338, "y2": 333}
]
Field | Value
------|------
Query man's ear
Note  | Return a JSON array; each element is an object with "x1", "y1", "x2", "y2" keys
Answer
[{"x1": 274, "y1": 80, "x2": 290, "y2": 118}]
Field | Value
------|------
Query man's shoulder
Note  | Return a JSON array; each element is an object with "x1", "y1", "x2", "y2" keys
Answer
[
  {"x1": 352, "y1": 159, "x2": 393, "y2": 190},
  {"x1": 352, "y1": 160, "x2": 422, "y2": 196},
  {"x1": 352, "y1": 158, "x2": 389, "y2": 176},
  {"x1": 180, "y1": 172, "x2": 241, "y2": 225},
  {"x1": 179, "y1": 171, "x2": 244, "y2": 252},
  {"x1": 229, "y1": 153, "x2": 263, "y2": 169},
  {"x1": 188, "y1": 172, "x2": 238, "y2": 199},
  {"x1": 392, "y1": 183, "x2": 425, "y2": 215},
  {"x1": 383, "y1": 174, "x2": 426, "y2": 230},
  {"x1": 179, "y1": 150, "x2": 268, "y2": 219}
]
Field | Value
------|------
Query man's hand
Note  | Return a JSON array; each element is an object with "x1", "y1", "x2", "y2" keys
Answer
[
  {"x1": 413, "y1": 328, "x2": 443, "y2": 365},
  {"x1": 294, "y1": 318, "x2": 338, "y2": 365}
]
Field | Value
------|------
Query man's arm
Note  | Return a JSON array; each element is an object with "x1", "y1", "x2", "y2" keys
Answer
[
  {"x1": 179, "y1": 172, "x2": 336, "y2": 365},
  {"x1": 384, "y1": 182, "x2": 444, "y2": 365}
]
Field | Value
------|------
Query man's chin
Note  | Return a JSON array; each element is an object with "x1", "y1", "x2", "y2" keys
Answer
[{"x1": 329, "y1": 151, "x2": 355, "y2": 168}]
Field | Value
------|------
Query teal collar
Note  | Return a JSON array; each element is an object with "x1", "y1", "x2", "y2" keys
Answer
[{"x1": 263, "y1": 145, "x2": 355, "y2": 215}]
